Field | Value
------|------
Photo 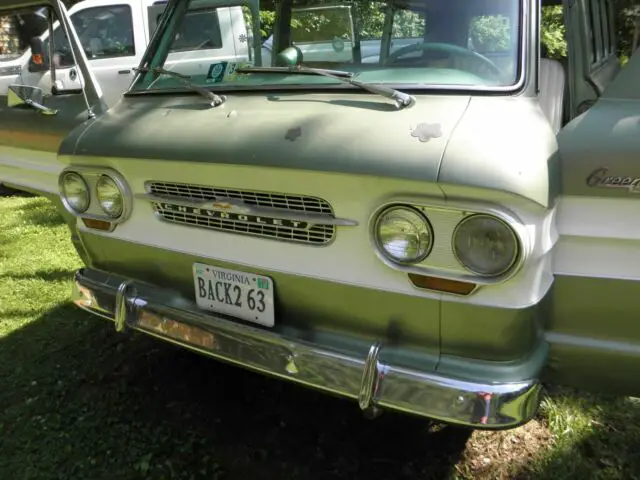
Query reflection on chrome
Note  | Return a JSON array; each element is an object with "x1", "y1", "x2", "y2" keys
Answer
[{"x1": 71, "y1": 267, "x2": 542, "y2": 429}]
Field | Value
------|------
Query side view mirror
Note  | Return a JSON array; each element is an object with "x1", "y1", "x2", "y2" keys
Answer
[
  {"x1": 28, "y1": 37, "x2": 49, "y2": 73},
  {"x1": 7, "y1": 85, "x2": 58, "y2": 115}
]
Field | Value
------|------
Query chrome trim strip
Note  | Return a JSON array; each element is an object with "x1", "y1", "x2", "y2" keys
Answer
[
  {"x1": 136, "y1": 193, "x2": 359, "y2": 226},
  {"x1": 149, "y1": 209, "x2": 336, "y2": 247},
  {"x1": 71, "y1": 268, "x2": 542, "y2": 429}
]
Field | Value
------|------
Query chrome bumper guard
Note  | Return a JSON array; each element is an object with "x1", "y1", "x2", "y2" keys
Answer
[{"x1": 71, "y1": 268, "x2": 541, "y2": 429}]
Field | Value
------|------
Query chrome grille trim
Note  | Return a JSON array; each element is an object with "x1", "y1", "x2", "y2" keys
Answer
[
  {"x1": 146, "y1": 181, "x2": 334, "y2": 215},
  {"x1": 145, "y1": 181, "x2": 338, "y2": 246}
]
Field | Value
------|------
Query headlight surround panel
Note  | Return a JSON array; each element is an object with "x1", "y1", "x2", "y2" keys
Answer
[
  {"x1": 369, "y1": 199, "x2": 528, "y2": 286},
  {"x1": 58, "y1": 166, "x2": 133, "y2": 227}
]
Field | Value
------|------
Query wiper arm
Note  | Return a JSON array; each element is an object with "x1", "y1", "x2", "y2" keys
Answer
[
  {"x1": 238, "y1": 66, "x2": 355, "y2": 77},
  {"x1": 135, "y1": 66, "x2": 226, "y2": 107},
  {"x1": 237, "y1": 65, "x2": 415, "y2": 110}
]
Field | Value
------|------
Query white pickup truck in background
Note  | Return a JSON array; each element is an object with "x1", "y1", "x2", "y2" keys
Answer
[{"x1": 0, "y1": 0, "x2": 253, "y2": 106}]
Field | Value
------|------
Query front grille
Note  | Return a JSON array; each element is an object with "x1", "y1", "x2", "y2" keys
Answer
[
  {"x1": 148, "y1": 182, "x2": 333, "y2": 215},
  {"x1": 147, "y1": 181, "x2": 336, "y2": 246}
]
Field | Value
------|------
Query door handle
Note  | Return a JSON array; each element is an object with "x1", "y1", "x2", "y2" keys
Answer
[{"x1": 117, "y1": 69, "x2": 131, "y2": 75}]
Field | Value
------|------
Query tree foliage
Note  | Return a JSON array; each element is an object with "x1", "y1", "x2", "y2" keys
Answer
[{"x1": 541, "y1": 5, "x2": 568, "y2": 58}]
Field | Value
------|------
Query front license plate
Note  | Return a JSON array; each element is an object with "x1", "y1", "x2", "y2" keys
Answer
[{"x1": 192, "y1": 263, "x2": 275, "y2": 327}]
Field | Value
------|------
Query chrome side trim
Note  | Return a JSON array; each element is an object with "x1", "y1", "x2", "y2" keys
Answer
[
  {"x1": 136, "y1": 193, "x2": 359, "y2": 227},
  {"x1": 71, "y1": 268, "x2": 542, "y2": 429}
]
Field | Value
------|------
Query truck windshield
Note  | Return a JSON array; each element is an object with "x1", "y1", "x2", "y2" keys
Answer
[{"x1": 131, "y1": 0, "x2": 523, "y2": 94}]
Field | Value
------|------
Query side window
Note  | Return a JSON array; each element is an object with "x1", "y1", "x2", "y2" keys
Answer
[
  {"x1": 586, "y1": 0, "x2": 613, "y2": 65},
  {"x1": 468, "y1": 15, "x2": 512, "y2": 54},
  {"x1": 391, "y1": 10, "x2": 424, "y2": 39},
  {"x1": 147, "y1": 2, "x2": 167, "y2": 37},
  {"x1": 169, "y1": 8, "x2": 223, "y2": 52},
  {"x1": 290, "y1": 6, "x2": 356, "y2": 45},
  {"x1": 44, "y1": 4, "x2": 135, "y2": 68}
]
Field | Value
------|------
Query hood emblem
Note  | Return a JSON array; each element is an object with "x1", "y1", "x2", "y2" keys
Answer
[
  {"x1": 586, "y1": 167, "x2": 640, "y2": 193},
  {"x1": 410, "y1": 122, "x2": 442, "y2": 143}
]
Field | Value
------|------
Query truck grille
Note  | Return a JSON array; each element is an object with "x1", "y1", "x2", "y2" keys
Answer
[{"x1": 147, "y1": 181, "x2": 336, "y2": 246}]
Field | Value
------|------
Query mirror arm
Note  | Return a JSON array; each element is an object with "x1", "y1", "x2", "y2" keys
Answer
[
  {"x1": 47, "y1": 7, "x2": 56, "y2": 87},
  {"x1": 25, "y1": 98, "x2": 58, "y2": 115}
]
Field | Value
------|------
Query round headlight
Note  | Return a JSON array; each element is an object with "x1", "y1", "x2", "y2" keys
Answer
[
  {"x1": 453, "y1": 214, "x2": 519, "y2": 276},
  {"x1": 96, "y1": 175, "x2": 124, "y2": 217},
  {"x1": 374, "y1": 206, "x2": 433, "y2": 263},
  {"x1": 61, "y1": 172, "x2": 89, "y2": 213}
]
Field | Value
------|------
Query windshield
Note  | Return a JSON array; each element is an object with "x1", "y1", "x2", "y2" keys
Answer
[{"x1": 131, "y1": 0, "x2": 523, "y2": 94}]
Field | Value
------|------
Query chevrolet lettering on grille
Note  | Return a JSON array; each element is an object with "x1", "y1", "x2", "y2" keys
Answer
[{"x1": 156, "y1": 202, "x2": 312, "y2": 230}]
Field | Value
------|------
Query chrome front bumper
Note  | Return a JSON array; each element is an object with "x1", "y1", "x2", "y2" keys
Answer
[{"x1": 71, "y1": 267, "x2": 542, "y2": 429}]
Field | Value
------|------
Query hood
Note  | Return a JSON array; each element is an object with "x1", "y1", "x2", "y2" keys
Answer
[
  {"x1": 439, "y1": 96, "x2": 557, "y2": 208},
  {"x1": 62, "y1": 90, "x2": 471, "y2": 184}
]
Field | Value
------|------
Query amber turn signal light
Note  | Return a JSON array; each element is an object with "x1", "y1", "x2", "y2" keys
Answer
[
  {"x1": 82, "y1": 218, "x2": 113, "y2": 231},
  {"x1": 408, "y1": 273, "x2": 476, "y2": 295}
]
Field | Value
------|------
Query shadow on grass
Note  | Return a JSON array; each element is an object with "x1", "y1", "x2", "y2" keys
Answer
[
  {"x1": 0, "y1": 269, "x2": 78, "y2": 282},
  {"x1": 14, "y1": 200, "x2": 66, "y2": 227},
  {"x1": 0, "y1": 302, "x2": 473, "y2": 480},
  {"x1": 511, "y1": 387, "x2": 640, "y2": 479}
]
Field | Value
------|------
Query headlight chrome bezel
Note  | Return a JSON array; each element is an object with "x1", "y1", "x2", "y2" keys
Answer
[
  {"x1": 96, "y1": 174, "x2": 125, "y2": 218},
  {"x1": 58, "y1": 166, "x2": 133, "y2": 227},
  {"x1": 451, "y1": 213, "x2": 521, "y2": 278},
  {"x1": 60, "y1": 172, "x2": 90, "y2": 213},
  {"x1": 373, "y1": 205, "x2": 434, "y2": 265}
]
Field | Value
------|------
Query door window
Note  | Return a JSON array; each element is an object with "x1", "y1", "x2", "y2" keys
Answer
[
  {"x1": 169, "y1": 8, "x2": 223, "y2": 52},
  {"x1": 44, "y1": 4, "x2": 135, "y2": 68}
]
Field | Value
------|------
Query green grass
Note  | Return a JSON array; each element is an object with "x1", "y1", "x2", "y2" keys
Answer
[{"x1": 1, "y1": 196, "x2": 640, "y2": 479}]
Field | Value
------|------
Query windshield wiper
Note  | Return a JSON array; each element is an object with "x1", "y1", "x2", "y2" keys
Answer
[
  {"x1": 134, "y1": 66, "x2": 226, "y2": 107},
  {"x1": 237, "y1": 65, "x2": 415, "y2": 110}
]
